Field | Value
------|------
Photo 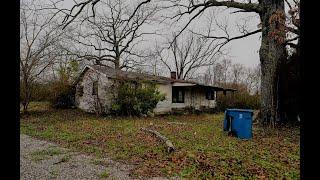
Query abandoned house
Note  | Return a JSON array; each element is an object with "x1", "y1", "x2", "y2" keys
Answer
[{"x1": 73, "y1": 65, "x2": 236, "y2": 114}]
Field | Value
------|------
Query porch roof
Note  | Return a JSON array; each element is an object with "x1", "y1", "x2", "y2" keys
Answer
[{"x1": 172, "y1": 82, "x2": 237, "y2": 92}]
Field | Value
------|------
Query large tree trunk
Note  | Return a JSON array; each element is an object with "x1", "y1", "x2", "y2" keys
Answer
[
  {"x1": 114, "y1": 59, "x2": 120, "y2": 70},
  {"x1": 259, "y1": 0, "x2": 286, "y2": 127},
  {"x1": 278, "y1": 42, "x2": 300, "y2": 124}
]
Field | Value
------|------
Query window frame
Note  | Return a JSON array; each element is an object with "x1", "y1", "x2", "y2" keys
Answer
[
  {"x1": 77, "y1": 84, "x2": 84, "y2": 97},
  {"x1": 92, "y1": 81, "x2": 98, "y2": 95},
  {"x1": 172, "y1": 87, "x2": 185, "y2": 103},
  {"x1": 205, "y1": 88, "x2": 215, "y2": 100}
]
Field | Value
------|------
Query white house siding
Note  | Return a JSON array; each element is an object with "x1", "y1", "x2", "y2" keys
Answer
[
  {"x1": 153, "y1": 84, "x2": 217, "y2": 114},
  {"x1": 153, "y1": 83, "x2": 172, "y2": 114},
  {"x1": 170, "y1": 87, "x2": 217, "y2": 110},
  {"x1": 75, "y1": 68, "x2": 217, "y2": 114},
  {"x1": 76, "y1": 69, "x2": 111, "y2": 113},
  {"x1": 191, "y1": 88, "x2": 216, "y2": 109}
]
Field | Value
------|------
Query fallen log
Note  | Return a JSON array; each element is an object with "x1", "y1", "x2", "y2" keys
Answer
[{"x1": 140, "y1": 128, "x2": 175, "y2": 153}]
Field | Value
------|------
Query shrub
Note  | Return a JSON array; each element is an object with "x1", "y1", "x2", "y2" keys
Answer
[
  {"x1": 20, "y1": 81, "x2": 53, "y2": 111},
  {"x1": 47, "y1": 60, "x2": 79, "y2": 109},
  {"x1": 217, "y1": 91, "x2": 260, "y2": 112},
  {"x1": 32, "y1": 83, "x2": 52, "y2": 101},
  {"x1": 47, "y1": 73, "x2": 75, "y2": 109},
  {"x1": 109, "y1": 80, "x2": 165, "y2": 116},
  {"x1": 20, "y1": 79, "x2": 75, "y2": 109}
]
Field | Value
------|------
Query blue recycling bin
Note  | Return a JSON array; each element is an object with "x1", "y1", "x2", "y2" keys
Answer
[{"x1": 223, "y1": 109, "x2": 253, "y2": 139}]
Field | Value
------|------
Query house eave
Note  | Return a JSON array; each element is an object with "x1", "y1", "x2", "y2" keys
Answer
[{"x1": 171, "y1": 82, "x2": 235, "y2": 91}]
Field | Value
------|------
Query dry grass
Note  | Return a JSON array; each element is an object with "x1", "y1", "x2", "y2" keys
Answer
[{"x1": 20, "y1": 102, "x2": 300, "y2": 179}]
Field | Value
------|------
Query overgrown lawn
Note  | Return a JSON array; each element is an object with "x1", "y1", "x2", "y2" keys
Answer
[{"x1": 20, "y1": 102, "x2": 300, "y2": 179}]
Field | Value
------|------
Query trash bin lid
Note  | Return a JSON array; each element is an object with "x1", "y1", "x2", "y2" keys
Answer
[{"x1": 226, "y1": 109, "x2": 254, "y2": 113}]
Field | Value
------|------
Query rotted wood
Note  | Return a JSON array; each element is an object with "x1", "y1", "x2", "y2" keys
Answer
[{"x1": 140, "y1": 128, "x2": 175, "y2": 153}]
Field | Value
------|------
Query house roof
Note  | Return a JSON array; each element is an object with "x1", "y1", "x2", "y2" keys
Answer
[{"x1": 74, "y1": 65, "x2": 236, "y2": 91}]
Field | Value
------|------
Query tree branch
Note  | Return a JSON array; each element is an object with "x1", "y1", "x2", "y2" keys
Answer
[
  {"x1": 286, "y1": 42, "x2": 298, "y2": 49},
  {"x1": 285, "y1": 36, "x2": 299, "y2": 44},
  {"x1": 286, "y1": 26, "x2": 299, "y2": 36},
  {"x1": 205, "y1": 0, "x2": 262, "y2": 13},
  {"x1": 206, "y1": 29, "x2": 262, "y2": 42},
  {"x1": 62, "y1": 0, "x2": 95, "y2": 29}
]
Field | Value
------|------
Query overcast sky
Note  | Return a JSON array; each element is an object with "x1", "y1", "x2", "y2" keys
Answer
[
  {"x1": 225, "y1": 32, "x2": 260, "y2": 68},
  {"x1": 48, "y1": 0, "x2": 262, "y2": 68},
  {"x1": 150, "y1": 4, "x2": 262, "y2": 68}
]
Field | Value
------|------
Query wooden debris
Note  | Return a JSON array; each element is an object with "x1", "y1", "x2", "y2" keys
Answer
[{"x1": 140, "y1": 128, "x2": 175, "y2": 153}]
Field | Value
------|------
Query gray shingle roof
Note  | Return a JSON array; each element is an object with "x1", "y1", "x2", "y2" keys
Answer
[
  {"x1": 89, "y1": 65, "x2": 174, "y2": 84},
  {"x1": 75, "y1": 65, "x2": 236, "y2": 91}
]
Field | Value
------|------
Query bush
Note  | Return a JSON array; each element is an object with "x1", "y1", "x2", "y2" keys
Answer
[
  {"x1": 32, "y1": 83, "x2": 52, "y2": 101},
  {"x1": 109, "y1": 80, "x2": 165, "y2": 116},
  {"x1": 20, "y1": 81, "x2": 52, "y2": 103},
  {"x1": 20, "y1": 79, "x2": 75, "y2": 109},
  {"x1": 48, "y1": 79, "x2": 75, "y2": 109},
  {"x1": 47, "y1": 61, "x2": 79, "y2": 109},
  {"x1": 217, "y1": 91, "x2": 260, "y2": 112}
]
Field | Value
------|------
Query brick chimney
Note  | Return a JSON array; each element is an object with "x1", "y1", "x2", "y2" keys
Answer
[{"x1": 170, "y1": 71, "x2": 177, "y2": 79}]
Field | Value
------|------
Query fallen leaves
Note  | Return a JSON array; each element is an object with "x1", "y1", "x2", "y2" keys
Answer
[{"x1": 21, "y1": 102, "x2": 300, "y2": 179}]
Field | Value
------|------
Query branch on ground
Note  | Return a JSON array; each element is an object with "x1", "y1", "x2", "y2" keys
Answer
[{"x1": 140, "y1": 127, "x2": 175, "y2": 153}]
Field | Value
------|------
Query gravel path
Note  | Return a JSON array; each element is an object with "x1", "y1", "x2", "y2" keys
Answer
[{"x1": 20, "y1": 134, "x2": 135, "y2": 180}]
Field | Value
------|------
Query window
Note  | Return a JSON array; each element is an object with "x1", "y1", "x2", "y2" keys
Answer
[
  {"x1": 92, "y1": 81, "x2": 98, "y2": 95},
  {"x1": 172, "y1": 87, "x2": 184, "y2": 103},
  {"x1": 77, "y1": 85, "x2": 84, "y2": 97},
  {"x1": 205, "y1": 89, "x2": 215, "y2": 100}
]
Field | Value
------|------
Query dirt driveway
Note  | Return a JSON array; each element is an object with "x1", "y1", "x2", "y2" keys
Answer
[{"x1": 20, "y1": 134, "x2": 134, "y2": 180}]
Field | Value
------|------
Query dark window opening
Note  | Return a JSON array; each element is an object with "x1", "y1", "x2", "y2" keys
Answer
[
  {"x1": 92, "y1": 81, "x2": 98, "y2": 95},
  {"x1": 205, "y1": 89, "x2": 215, "y2": 100},
  {"x1": 77, "y1": 85, "x2": 84, "y2": 97},
  {"x1": 172, "y1": 87, "x2": 184, "y2": 103}
]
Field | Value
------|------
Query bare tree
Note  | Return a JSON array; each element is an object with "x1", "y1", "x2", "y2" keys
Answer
[
  {"x1": 155, "y1": 32, "x2": 225, "y2": 80},
  {"x1": 202, "y1": 59, "x2": 261, "y2": 95},
  {"x1": 202, "y1": 65, "x2": 214, "y2": 85},
  {"x1": 203, "y1": 60, "x2": 261, "y2": 94},
  {"x1": 52, "y1": 0, "x2": 298, "y2": 125},
  {"x1": 231, "y1": 63, "x2": 245, "y2": 85},
  {"x1": 244, "y1": 64, "x2": 261, "y2": 94},
  {"x1": 211, "y1": 63, "x2": 223, "y2": 85},
  {"x1": 203, "y1": 58, "x2": 233, "y2": 86},
  {"x1": 59, "y1": 0, "x2": 157, "y2": 70},
  {"x1": 141, "y1": 52, "x2": 167, "y2": 76},
  {"x1": 20, "y1": 0, "x2": 65, "y2": 113},
  {"x1": 284, "y1": 0, "x2": 299, "y2": 51},
  {"x1": 220, "y1": 59, "x2": 232, "y2": 85},
  {"x1": 160, "y1": 0, "x2": 295, "y2": 126}
]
